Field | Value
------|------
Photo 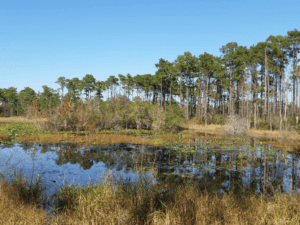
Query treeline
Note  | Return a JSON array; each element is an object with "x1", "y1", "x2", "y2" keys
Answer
[{"x1": 0, "y1": 29, "x2": 300, "y2": 131}]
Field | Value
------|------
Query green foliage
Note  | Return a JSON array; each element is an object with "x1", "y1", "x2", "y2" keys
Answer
[
  {"x1": 211, "y1": 114, "x2": 227, "y2": 125},
  {"x1": 2, "y1": 29, "x2": 300, "y2": 131},
  {"x1": 0, "y1": 123, "x2": 40, "y2": 144},
  {"x1": 0, "y1": 123, "x2": 39, "y2": 136},
  {"x1": 29, "y1": 93, "x2": 187, "y2": 133},
  {"x1": 131, "y1": 97, "x2": 153, "y2": 129},
  {"x1": 66, "y1": 77, "x2": 82, "y2": 100},
  {"x1": 161, "y1": 105, "x2": 187, "y2": 132},
  {"x1": 18, "y1": 87, "x2": 36, "y2": 115},
  {"x1": 82, "y1": 74, "x2": 96, "y2": 99},
  {"x1": 38, "y1": 86, "x2": 60, "y2": 110},
  {"x1": 94, "y1": 81, "x2": 105, "y2": 99},
  {"x1": 256, "y1": 120, "x2": 275, "y2": 130},
  {"x1": 1, "y1": 87, "x2": 19, "y2": 116},
  {"x1": 0, "y1": 88, "x2": 5, "y2": 102}
]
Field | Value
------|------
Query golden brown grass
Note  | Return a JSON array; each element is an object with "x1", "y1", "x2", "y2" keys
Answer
[
  {"x1": 155, "y1": 133, "x2": 180, "y2": 142},
  {"x1": 188, "y1": 124, "x2": 225, "y2": 134},
  {"x1": 0, "y1": 134, "x2": 8, "y2": 141},
  {"x1": 189, "y1": 123, "x2": 300, "y2": 141},
  {"x1": 0, "y1": 179, "x2": 51, "y2": 224},
  {"x1": 1, "y1": 173, "x2": 300, "y2": 225},
  {"x1": 0, "y1": 116, "x2": 47, "y2": 123},
  {"x1": 249, "y1": 128, "x2": 300, "y2": 140}
]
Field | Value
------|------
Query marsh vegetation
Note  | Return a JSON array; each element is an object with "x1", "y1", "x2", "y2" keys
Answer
[
  {"x1": 1, "y1": 28, "x2": 300, "y2": 224},
  {"x1": 1, "y1": 120, "x2": 300, "y2": 224},
  {"x1": 1, "y1": 98, "x2": 300, "y2": 224}
]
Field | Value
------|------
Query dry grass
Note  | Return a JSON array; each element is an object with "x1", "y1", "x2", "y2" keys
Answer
[
  {"x1": 155, "y1": 133, "x2": 180, "y2": 142},
  {"x1": 0, "y1": 116, "x2": 48, "y2": 123},
  {"x1": 1, "y1": 119, "x2": 300, "y2": 223},
  {"x1": 249, "y1": 129, "x2": 300, "y2": 140},
  {"x1": 189, "y1": 123, "x2": 300, "y2": 141},
  {"x1": 0, "y1": 134, "x2": 8, "y2": 141},
  {"x1": 1, "y1": 173, "x2": 300, "y2": 225},
  {"x1": 188, "y1": 124, "x2": 225, "y2": 134},
  {"x1": 0, "y1": 179, "x2": 51, "y2": 224}
]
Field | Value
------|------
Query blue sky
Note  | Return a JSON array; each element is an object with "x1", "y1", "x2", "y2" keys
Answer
[{"x1": 1, "y1": 0, "x2": 299, "y2": 99}]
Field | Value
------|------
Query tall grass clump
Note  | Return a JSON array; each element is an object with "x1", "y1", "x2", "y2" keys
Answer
[
  {"x1": 47, "y1": 175, "x2": 300, "y2": 224},
  {"x1": 1, "y1": 166, "x2": 300, "y2": 224},
  {"x1": 0, "y1": 168, "x2": 53, "y2": 224}
]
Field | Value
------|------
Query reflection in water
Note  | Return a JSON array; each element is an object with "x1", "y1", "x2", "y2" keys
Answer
[{"x1": 0, "y1": 140, "x2": 300, "y2": 214}]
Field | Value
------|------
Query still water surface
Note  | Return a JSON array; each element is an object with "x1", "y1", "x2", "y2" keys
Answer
[{"x1": 0, "y1": 140, "x2": 299, "y2": 215}]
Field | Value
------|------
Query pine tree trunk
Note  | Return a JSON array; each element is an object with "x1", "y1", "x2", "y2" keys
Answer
[
  {"x1": 284, "y1": 86, "x2": 288, "y2": 130},
  {"x1": 293, "y1": 51, "x2": 296, "y2": 116},
  {"x1": 241, "y1": 82, "x2": 244, "y2": 118},
  {"x1": 280, "y1": 69, "x2": 283, "y2": 128},
  {"x1": 280, "y1": 106, "x2": 282, "y2": 131},
  {"x1": 61, "y1": 89, "x2": 64, "y2": 108},
  {"x1": 296, "y1": 52, "x2": 299, "y2": 128},
  {"x1": 229, "y1": 70, "x2": 232, "y2": 116},
  {"x1": 198, "y1": 80, "x2": 201, "y2": 118},
  {"x1": 205, "y1": 76, "x2": 208, "y2": 126},
  {"x1": 186, "y1": 77, "x2": 189, "y2": 119},
  {"x1": 254, "y1": 100, "x2": 257, "y2": 129},
  {"x1": 222, "y1": 89, "x2": 225, "y2": 118},
  {"x1": 170, "y1": 74, "x2": 172, "y2": 106},
  {"x1": 180, "y1": 66, "x2": 183, "y2": 111},
  {"x1": 161, "y1": 75, "x2": 163, "y2": 110},
  {"x1": 260, "y1": 67, "x2": 263, "y2": 118},
  {"x1": 247, "y1": 90, "x2": 250, "y2": 130},
  {"x1": 264, "y1": 48, "x2": 268, "y2": 123},
  {"x1": 270, "y1": 92, "x2": 272, "y2": 131},
  {"x1": 255, "y1": 76, "x2": 258, "y2": 129}
]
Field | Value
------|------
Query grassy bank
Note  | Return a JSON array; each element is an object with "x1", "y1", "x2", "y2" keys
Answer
[
  {"x1": 189, "y1": 123, "x2": 300, "y2": 141},
  {"x1": 1, "y1": 117, "x2": 300, "y2": 152},
  {"x1": 0, "y1": 116, "x2": 48, "y2": 123},
  {"x1": 2, "y1": 116, "x2": 300, "y2": 140},
  {"x1": 1, "y1": 118, "x2": 300, "y2": 224},
  {"x1": 1, "y1": 169, "x2": 300, "y2": 224}
]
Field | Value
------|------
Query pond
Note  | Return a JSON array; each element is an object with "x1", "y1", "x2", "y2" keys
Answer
[{"x1": 0, "y1": 139, "x2": 299, "y2": 216}]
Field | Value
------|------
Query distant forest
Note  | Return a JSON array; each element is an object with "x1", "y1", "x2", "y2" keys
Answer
[{"x1": 1, "y1": 29, "x2": 300, "y2": 131}]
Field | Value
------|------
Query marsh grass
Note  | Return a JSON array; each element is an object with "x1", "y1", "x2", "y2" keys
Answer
[
  {"x1": 2, "y1": 109, "x2": 300, "y2": 151},
  {"x1": 0, "y1": 116, "x2": 48, "y2": 123},
  {"x1": 1, "y1": 165, "x2": 300, "y2": 224},
  {"x1": 1, "y1": 137, "x2": 300, "y2": 224},
  {"x1": 2, "y1": 102, "x2": 300, "y2": 223},
  {"x1": 1, "y1": 123, "x2": 299, "y2": 153},
  {"x1": 14, "y1": 133, "x2": 171, "y2": 146}
]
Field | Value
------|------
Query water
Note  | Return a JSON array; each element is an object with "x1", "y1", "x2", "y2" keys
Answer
[{"x1": 0, "y1": 140, "x2": 299, "y2": 220}]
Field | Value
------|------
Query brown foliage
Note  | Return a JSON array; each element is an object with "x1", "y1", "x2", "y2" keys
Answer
[
  {"x1": 25, "y1": 100, "x2": 47, "y2": 119},
  {"x1": 219, "y1": 114, "x2": 250, "y2": 138}
]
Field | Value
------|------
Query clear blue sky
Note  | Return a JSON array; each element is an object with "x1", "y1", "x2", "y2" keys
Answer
[{"x1": 1, "y1": 0, "x2": 299, "y2": 98}]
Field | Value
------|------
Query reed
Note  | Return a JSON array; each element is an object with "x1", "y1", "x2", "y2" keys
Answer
[{"x1": 1, "y1": 168, "x2": 300, "y2": 224}]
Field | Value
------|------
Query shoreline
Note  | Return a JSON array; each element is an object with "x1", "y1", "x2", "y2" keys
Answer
[
  {"x1": 1, "y1": 116, "x2": 299, "y2": 142},
  {"x1": 187, "y1": 124, "x2": 300, "y2": 141}
]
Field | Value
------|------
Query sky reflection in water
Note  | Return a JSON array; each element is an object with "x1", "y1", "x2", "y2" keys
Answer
[{"x1": 0, "y1": 140, "x2": 299, "y2": 213}]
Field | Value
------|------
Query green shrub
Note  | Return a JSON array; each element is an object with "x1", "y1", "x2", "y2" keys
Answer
[
  {"x1": 161, "y1": 105, "x2": 187, "y2": 132},
  {"x1": 211, "y1": 114, "x2": 226, "y2": 125}
]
